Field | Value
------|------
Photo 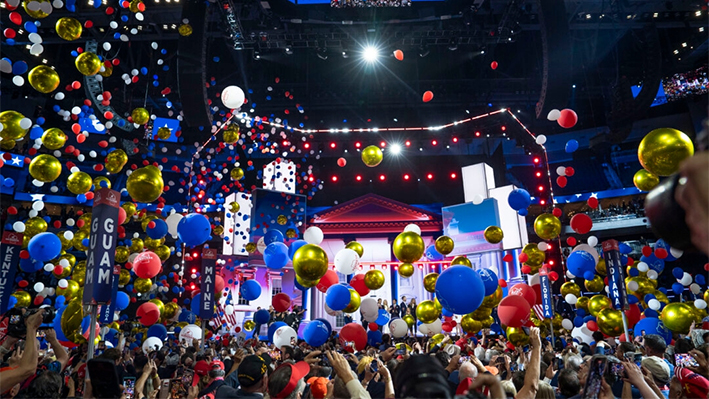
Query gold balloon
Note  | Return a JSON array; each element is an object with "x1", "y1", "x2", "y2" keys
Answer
[
  {"x1": 155, "y1": 126, "x2": 171, "y2": 140},
  {"x1": 231, "y1": 167, "x2": 244, "y2": 180},
  {"x1": 155, "y1": 245, "x2": 171, "y2": 261},
  {"x1": 245, "y1": 242, "x2": 257, "y2": 253},
  {"x1": 131, "y1": 107, "x2": 150, "y2": 125},
  {"x1": 25, "y1": 217, "x2": 47, "y2": 235},
  {"x1": 178, "y1": 24, "x2": 193, "y2": 36},
  {"x1": 56, "y1": 17, "x2": 82, "y2": 40},
  {"x1": 22, "y1": 0, "x2": 51, "y2": 18},
  {"x1": 506, "y1": 326, "x2": 530, "y2": 347},
  {"x1": 115, "y1": 246, "x2": 130, "y2": 263},
  {"x1": 423, "y1": 273, "x2": 439, "y2": 293},
  {"x1": 638, "y1": 128, "x2": 694, "y2": 177},
  {"x1": 481, "y1": 315, "x2": 495, "y2": 328},
  {"x1": 585, "y1": 275, "x2": 604, "y2": 292},
  {"x1": 163, "y1": 301, "x2": 179, "y2": 320},
  {"x1": 364, "y1": 270, "x2": 385, "y2": 290},
  {"x1": 12, "y1": 291, "x2": 31, "y2": 308},
  {"x1": 243, "y1": 320, "x2": 255, "y2": 331},
  {"x1": 277, "y1": 215, "x2": 288, "y2": 225},
  {"x1": 576, "y1": 296, "x2": 590, "y2": 312},
  {"x1": 41, "y1": 128, "x2": 67, "y2": 150},
  {"x1": 144, "y1": 237, "x2": 162, "y2": 251},
  {"x1": 403, "y1": 314, "x2": 415, "y2": 328},
  {"x1": 361, "y1": 145, "x2": 383, "y2": 167},
  {"x1": 90, "y1": 176, "x2": 110, "y2": 191},
  {"x1": 343, "y1": 289, "x2": 361, "y2": 313},
  {"x1": 534, "y1": 214, "x2": 562, "y2": 240},
  {"x1": 481, "y1": 286, "x2": 503, "y2": 308},
  {"x1": 470, "y1": 306, "x2": 492, "y2": 320},
  {"x1": 434, "y1": 236, "x2": 454, "y2": 255},
  {"x1": 429, "y1": 334, "x2": 445, "y2": 348},
  {"x1": 28, "y1": 65, "x2": 60, "y2": 93},
  {"x1": 99, "y1": 62, "x2": 113, "y2": 78},
  {"x1": 286, "y1": 229, "x2": 297, "y2": 239},
  {"x1": 588, "y1": 295, "x2": 612, "y2": 316},
  {"x1": 626, "y1": 276, "x2": 655, "y2": 296},
  {"x1": 450, "y1": 256, "x2": 472, "y2": 267},
  {"x1": 522, "y1": 243, "x2": 545, "y2": 267},
  {"x1": 54, "y1": 262, "x2": 72, "y2": 279},
  {"x1": 61, "y1": 253, "x2": 77, "y2": 268},
  {"x1": 29, "y1": 154, "x2": 62, "y2": 182},
  {"x1": 434, "y1": 297, "x2": 442, "y2": 313},
  {"x1": 661, "y1": 302, "x2": 694, "y2": 334},
  {"x1": 633, "y1": 169, "x2": 660, "y2": 192},
  {"x1": 393, "y1": 231, "x2": 425, "y2": 263},
  {"x1": 119, "y1": 269, "x2": 131, "y2": 285},
  {"x1": 128, "y1": 0, "x2": 143, "y2": 12},
  {"x1": 561, "y1": 281, "x2": 582, "y2": 298},
  {"x1": 398, "y1": 263, "x2": 414, "y2": 278},
  {"x1": 72, "y1": 263, "x2": 86, "y2": 286},
  {"x1": 61, "y1": 299, "x2": 86, "y2": 344},
  {"x1": 296, "y1": 275, "x2": 319, "y2": 288},
  {"x1": 75, "y1": 52, "x2": 102, "y2": 76},
  {"x1": 127, "y1": 166, "x2": 164, "y2": 203},
  {"x1": 596, "y1": 259, "x2": 607, "y2": 276},
  {"x1": 416, "y1": 300, "x2": 440, "y2": 324},
  {"x1": 130, "y1": 238, "x2": 144, "y2": 253},
  {"x1": 292, "y1": 244, "x2": 328, "y2": 281},
  {"x1": 461, "y1": 314, "x2": 483, "y2": 334},
  {"x1": 484, "y1": 226, "x2": 504, "y2": 244},
  {"x1": 655, "y1": 290, "x2": 669, "y2": 305},
  {"x1": 105, "y1": 149, "x2": 128, "y2": 174},
  {"x1": 149, "y1": 298, "x2": 164, "y2": 316},
  {"x1": 77, "y1": 213, "x2": 92, "y2": 231},
  {"x1": 134, "y1": 278, "x2": 152, "y2": 293},
  {"x1": 57, "y1": 279, "x2": 80, "y2": 300},
  {"x1": 229, "y1": 201, "x2": 240, "y2": 213},
  {"x1": 122, "y1": 202, "x2": 137, "y2": 220},
  {"x1": 67, "y1": 171, "x2": 93, "y2": 195},
  {"x1": 0, "y1": 111, "x2": 29, "y2": 142},
  {"x1": 596, "y1": 308, "x2": 624, "y2": 336},
  {"x1": 223, "y1": 125, "x2": 239, "y2": 144},
  {"x1": 345, "y1": 241, "x2": 364, "y2": 258},
  {"x1": 1, "y1": 139, "x2": 17, "y2": 150}
]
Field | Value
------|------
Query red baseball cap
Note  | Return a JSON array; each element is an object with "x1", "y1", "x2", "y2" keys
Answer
[
  {"x1": 675, "y1": 366, "x2": 709, "y2": 398},
  {"x1": 272, "y1": 361, "x2": 310, "y2": 399},
  {"x1": 192, "y1": 360, "x2": 211, "y2": 386},
  {"x1": 210, "y1": 360, "x2": 225, "y2": 371}
]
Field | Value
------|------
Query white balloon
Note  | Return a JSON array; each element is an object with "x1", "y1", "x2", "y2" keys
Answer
[
  {"x1": 109, "y1": 21, "x2": 118, "y2": 29},
  {"x1": 34, "y1": 282, "x2": 45, "y2": 292},
  {"x1": 572, "y1": 326, "x2": 593, "y2": 344},
  {"x1": 13, "y1": 222, "x2": 25, "y2": 232},
  {"x1": 547, "y1": 109, "x2": 561, "y2": 121},
  {"x1": 224, "y1": 305, "x2": 234, "y2": 315},
  {"x1": 647, "y1": 270, "x2": 658, "y2": 280},
  {"x1": 403, "y1": 224, "x2": 421, "y2": 235},
  {"x1": 0, "y1": 58, "x2": 11, "y2": 74},
  {"x1": 166, "y1": 213, "x2": 184, "y2": 238},
  {"x1": 142, "y1": 337, "x2": 164, "y2": 354},
  {"x1": 637, "y1": 262, "x2": 649, "y2": 272},
  {"x1": 690, "y1": 283, "x2": 701, "y2": 295},
  {"x1": 273, "y1": 326, "x2": 297, "y2": 348},
  {"x1": 54, "y1": 92, "x2": 65, "y2": 100},
  {"x1": 59, "y1": 258, "x2": 70, "y2": 267},
  {"x1": 256, "y1": 236, "x2": 267, "y2": 254},
  {"x1": 565, "y1": 294, "x2": 578, "y2": 305},
  {"x1": 571, "y1": 244, "x2": 600, "y2": 265},
  {"x1": 58, "y1": 279, "x2": 68, "y2": 289},
  {"x1": 566, "y1": 271, "x2": 576, "y2": 279},
  {"x1": 561, "y1": 319, "x2": 574, "y2": 330},
  {"x1": 334, "y1": 248, "x2": 359, "y2": 275},
  {"x1": 221, "y1": 86, "x2": 246, "y2": 109},
  {"x1": 38, "y1": 1, "x2": 52, "y2": 13},
  {"x1": 32, "y1": 201, "x2": 44, "y2": 211},
  {"x1": 303, "y1": 226, "x2": 324, "y2": 245},
  {"x1": 324, "y1": 303, "x2": 341, "y2": 317},
  {"x1": 537, "y1": 242, "x2": 548, "y2": 251},
  {"x1": 627, "y1": 281, "x2": 639, "y2": 292},
  {"x1": 29, "y1": 44, "x2": 44, "y2": 55},
  {"x1": 28, "y1": 33, "x2": 42, "y2": 43},
  {"x1": 13, "y1": 75, "x2": 25, "y2": 86},
  {"x1": 535, "y1": 135, "x2": 547, "y2": 145},
  {"x1": 103, "y1": 42, "x2": 112, "y2": 51},
  {"x1": 680, "y1": 273, "x2": 692, "y2": 286},
  {"x1": 670, "y1": 247, "x2": 683, "y2": 259},
  {"x1": 44, "y1": 263, "x2": 54, "y2": 272},
  {"x1": 472, "y1": 195, "x2": 484, "y2": 205},
  {"x1": 420, "y1": 319, "x2": 442, "y2": 336},
  {"x1": 695, "y1": 299, "x2": 707, "y2": 310},
  {"x1": 587, "y1": 236, "x2": 598, "y2": 247},
  {"x1": 179, "y1": 324, "x2": 202, "y2": 342},
  {"x1": 648, "y1": 299, "x2": 661, "y2": 311},
  {"x1": 556, "y1": 166, "x2": 566, "y2": 176},
  {"x1": 389, "y1": 318, "x2": 408, "y2": 338},
  {"x1": 360, "y1": 298, "x2": 379, "y2": 322}
]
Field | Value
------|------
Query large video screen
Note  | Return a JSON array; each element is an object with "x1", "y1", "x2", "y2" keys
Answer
[
  {"x1": 442, "y1": 198, "x2": 502, "y2": 256},
  {"x1": 249, "y1": 189, "x2": 307, "y2": 267}
]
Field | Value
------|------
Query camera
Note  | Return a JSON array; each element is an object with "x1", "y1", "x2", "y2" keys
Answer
[{"x1": 5, "y1": 307, "x2": 56, "y2": 338}]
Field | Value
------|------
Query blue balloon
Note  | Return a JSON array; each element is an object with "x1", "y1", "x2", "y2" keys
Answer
[
  {"x1": 565, "y1": 139, "x2": 579, "y2": 153},
  {"x1": 441, "y1": 307, "x2": 454, "y2": 318},
  {"x1": 425, "y1": 245, "x2": 444, "y2": 261},
  {"x1": 53, "y1": 307, "x2": 69, "y2": 342},
  {"x1": 12, "y1": 61, "x2": 28, "y2": 75},
  {"x1": 672, "y1": 283, "x2": 684, "y2": 295},
  {"x1": 627, "y1": 295, "x2": 639, "y2": 304},
  {"x1": 507, "y1": 189, "x2": 532, "y2": 211},
  {"x1": 477, "y1": 269, "x2": 499, "y2": 296},
  {"x1": 263, "y1": 229, "x2": 284, "y2": 245},
  {"x1": 19, "y1": 257, "x2": 43, "y2": 273},
  {"x1": 147, "y1": 324, "x2": 168, "y2": 340},
  {"x1": 672, "y1": 267, "x2": 684, "y2": 279},
  {"x1": 115, "y1": 291, "x2": 130, "y2": 311},
  {"x1": 177, "y1": 213, "x2": 211, "y2": 246},
  {"x1": 696, "y1": 275, "x2": 706, "y2": 286},
  {"x1": 241, "y1": 280, "x2": 262, "y2": 301},
  {"x1": 367, "y1": 330, "x2": 383, "y2": 347},
  {"x1": 288, "y1": 240, "x2": 308, "y2": 259},
  {"x1": 583, "y1": 271, "x2": 596, "y2": 281},
  {"x1": 326, "y1": 284, "x2": 351, "y2": 311},
  {"x1": 644, "y1": 309, "x2": 659, "y2": 318},
  {"x1": 435, "y1": 265, "x2": 485, "y2": 314},
  {"x1": 105, "y1": 328, "x2": 119, "y2": 346},
  {"x1": 264, "y1": 242, "x2": 289, "y2": 270},
  {"x1": 619, "y1": 242, "x2": 633, "y2": 254},
  {"x1": 567, "y1": 251, "x2": 596, "y2": 278},
  {"x1": 28, "y1": 232, "x2": 62, "y2": 262},
  {"x1": 268, "y1": 322, "x2": 287, "y2": 343},
  {"x1": 628, "y1": 268, "x2": 639, "y2": 277},
  {"x1": 254, "y1": 309, "x2": 270, "y2": 325},
  {"x1": 191, "y1": 293, "x2": 202, "y2": 315},
  {"x1": 640, "y1": 254, "x2": 664, "y2": 274},
  {"x1": 55, "y1": 296, "x2": 65, "y2": 308},
  {"x1": 654, "y1": 239, "x2": 678, "y2": 261},
  {"x1": 573, "y1": 316, "x2": 584, "y2": 328},
  {"x1": 179, "y1": 310, "x2": 196, "y2": 323},
  {"x1": 376, "y1": 309, "x2": 391, "y2": 325},
  {"x1": 146, "y1": 219, "x2": 168, "y2": 239},
  {"x1": 518, "y1": 209, "x2": 528, "y2": 216},
  {"x1": 634, "y1": 317, "x2": 671, "y2": 344},
  {"x1": 303, "y1": 320, "x2": 330, "y2": 347}
]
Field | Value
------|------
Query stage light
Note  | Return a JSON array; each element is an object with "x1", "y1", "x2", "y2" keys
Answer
[
  {"x1": 535, "y1": 171, "x2": 542, "y2": 177},
  {"x1": 330, "y1": 142, "x2": 337, "y2": 149},
  {"x1": 191, "y1": 268, "x2": 197, "y2": 273},
  {"x1": 533, "y1": 157, "x2": 540, "y2": 164},
  {"x1": 452, "y1": 137, "x2": 458, "y2": 143},
  {"x1": 501, "y1": 126, "x2": 506, "y2": 131},
  {"x1": 190, "y1": 283, "x2": 195, "y2": 289},
  {"x1": 405, "y1": 140, "x2": 411, "y2": 147},
  {"x1": 380, "y1": 141, "x2": 387, "y2": 148},
  {"x1": 192, "y1": 252, "x2": 199, "y2": 258},
  {"x1": 362, "y1": 45, "x2": 379, "y2": 63},
  {"x1": 403, "y1": 174, "x2": 410, "y2": 181},
  {"x1": 540, "y1": 199, "x2": 546, "y2": 205},
  {"x1": 379, "y1": 174, "x2": 386, "y2": 181},
  {"x1": 538, "y1": 185, "x2": 544, "y2": 192},
  {"x1": 450, "y1": 172, "x2": 457, "y2": 179},
  {"x1": 355, "y1": 175, "x2": 362, "y2": 181},
  {"x1": 427, "y1": 173, "x2": 433, "y2": 180},
  {"x1": 390, "y1": 143, "x2": 402, "y2": 155},
  {"x1": 331, "y1": 176, "x2": 338, "y2": 182},
  {"x1": 355, "y1": 142, "x2": 361, "y2": 149},
  {"x1": 304, "y1": 143, "x2": 310, "y2": 149},
  {"x1": 475, "y1": 131, "x2": 481, "y2": 137},
  {"x1": 308, "y1": 176, "x2": 314, "y2": 182},
  {"x1": 282, "y1": 140, "x2": 288, "y2": 146},
  {"x1": 431, "y1": 140, "x2": 438, "y2": 146},
  {"x1": 549, "y1": 260, "x2": 555, "y2": 265}
]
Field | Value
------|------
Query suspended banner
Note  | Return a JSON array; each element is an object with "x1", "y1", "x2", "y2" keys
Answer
[
  {"x1": 539, "y1": 270, "x2": 554, "y2": 319},
  {"x1": 0, "y1": 231, "x2": 23, "y2": 313},
  {"x1": 99, "y1": 265, "x2": 122, "y2": 324},
  {"x1": 83, "y1": 189, "x2": 120, "y2": 306},
  {"x1": 200, "y1": 248, "x2": 218, "y2": 319},
  {"x1": 603, "y1": 239, "x2": 629, "y2": 311}
]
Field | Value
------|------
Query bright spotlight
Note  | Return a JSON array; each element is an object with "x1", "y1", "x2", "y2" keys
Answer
[
  {"x1": 390, "y1": 144, "x2": 402, "y2": 155},
  {"x1": 362, "y1": 46, "x2": 379, "y2": 63}
]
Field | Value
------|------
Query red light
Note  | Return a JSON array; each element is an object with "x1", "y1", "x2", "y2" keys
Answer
[
  {"x1": 331, "y1": 176, "x2": 338, "y2": 182},
  {"x1": 475, "y1": 131, "x2": 481, "y2": 137},
  {"x1": 501, "y1": 126, "x2": 506, "y2": 131},
  {"x1": 418, "y1": 265, "x2": 423, "y2": 270},
  {"x1": 535, "y1": 171, "x2": 542, "y2": 177},
  {"x1": 538, "y1": 185, "x2": 544, "y2": 192},
  {"x1": 450, "y1": 173, "x2": 457, "y2": 179},
  {"x1": 355, "y1": 175, "x2": 362, "y2": 181},
  {"x1": 380, "y1": 141, "x2": 386, "y2": 148},
  {"x1": 190, "y1": 283, "x2": 195, "y2": 289},
  {"x1": 452, "y1": 137, "x2": 458, "y2": 143},
  {"x1": 549, "y1": 260, "x2": 555, "y2": 265},
  {"x1": 304, "y1": 143, "x2": 310, "y2": 149},
  {"x1": 191, "y1": 268, "x2": 197, "y2": 273},
  {"x1": 308, "y1": 176, "x2": 314, "y2": 182},
  {"x1": 405, "y1": 140, "x2": 411, "y2": 147},
  {"x1": 330, "y1": 142, "x2": 336, "y2": 149},
  {"x1": 547, "y1": 244, "x2": 553, "y2": 249},
  {"x1": 192, "y1": 252, "x2": 198, "y2": 258},
  {"x1": 427, "y1": 173, "x2": 433, "y2": 180},
  {"x1": 355, "y1": 142, "x2": 361, "y2": 148},
  {"x1": 540, "y1": 199, "x2": 546, "y2": 205},
  {"x1": 379, "y1": 175, "x2": 386, "y2": 181},
  {"x1": 403, "y1": 174, "x2": 410, "y2": 181},
  {"x1": 431, "y1": 140, "x2": 438, "y2": 146},
  {"x1": 282, "y1": 140, "x2": 288, "y2": 146},
  {"x1": 533, "y1": 157, "x2": 540, "y2": 164}
]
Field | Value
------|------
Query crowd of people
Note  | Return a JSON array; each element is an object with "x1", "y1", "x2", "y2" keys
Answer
[
  {"x1": 330, "y1": 0, "x2": 411, "y2": 8},
  {"x1": 663, "y1": 67, "x2": 708, "y2": 102},
  {"x1": 6, "y1": 307, "x2": 709, "y2": 399}
]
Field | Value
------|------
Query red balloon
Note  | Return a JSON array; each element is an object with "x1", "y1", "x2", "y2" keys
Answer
[
  {"x1": 641, "y1": 246, "x2": 653, "y2": 257},
  {"x1": 4, "y1": 28, "x2": 16, "y2": 39},
  {"x1": 497, "y1": 295, "x2": 531, "y2": 327},
  {"x1": 654, "y1": 248, "x2": 668, "y2": 260},
  {"x1": 422, "y1": 91, "x2": 434, "y2": 103},
  {"x1": 272, "y1": 292, "x2": 291, "y2": 312},
  {"x1": 339, "y1": 323, "x2": 367, "y2": 352},
  {"x1": 521, "y1": 265, "x2": 531, "y2": 274},
  {"x1": 498, "y1": 279, "x2": 508, "y2": 288},
  {"x1": 570, "y1": 214, "x2": 593, "y2": 234},
  {"x1": 566, "y1": 237, "x2": 577, "y2": 246},
  {"x1": 556, "y1": 176, "x2": 567, "y2": 188},
  {"x1": 316, "y1": 270, "x2": 339, "y2": 293},
  {"x1": 625, "y1": 304, "x2": 641, "y2": 326},
  {"x1": 133, "y1": 251, "x2": 162, "y2": 279},
  {"x1": 137, "y1": 302, "x2": 160, "y2": 326},
  {"x1": 565, "y1": 167, "x2": 575, "y2": 177},
  {"x1": 214, "y1": 275, "x2": 225, "y2": 293},
  {"x1": 490, "y1": 61, "x2": 498, "y2": 70},
  {"x1": 118, "y1": 206, "x2": 127, "y2": 225},
  {"x1": 502, "y1": 254, "x2": 513, "y2": 262},
  {"x1": 337, "y1": 158, "x2": 346, "y2": 167},
  {"x1": 587, "y1": 197, "x2": 599, "y2": 209},
  {"x1": 508, "y1": 283, "x2": 537, "y2": 306},
  {"x1": 9, "y1": 12, "x2": 22, "y2": 25},
  {"x1": 552, "y1": 208, "x2": 562, "y2": 218},
  {"x1": 518, "y1": 253, "x2": 529, "y2": 263},
  {"x1": 557, "y1": 109, "x2": 578, "y2": 128},
  {"x1": 586, "y1": 320, "x2": 598, "y2": 331},
  {"x1": 393, "y1": 50, "x2": 404, "y2": 61},
  {"x1": 442, "y1": 322, "x2": 453, "y2": 332},
  {"x1": 368, "y1": 322, "x2": 378, "y2": 331},
  {"x1": 350, "y1": 274, "x2": 370, "y2": 297}
]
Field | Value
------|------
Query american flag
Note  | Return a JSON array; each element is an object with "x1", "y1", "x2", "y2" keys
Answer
[
  {"x1": 216, "y1": 305, "x2": 238, "y2": 330},
  {"x1": 532, "y1": 304, "x2": 546, "y2": 320}
]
